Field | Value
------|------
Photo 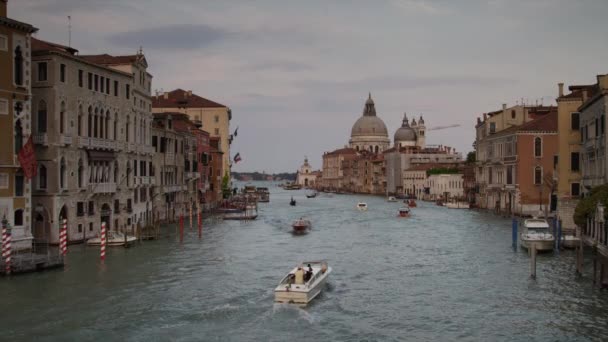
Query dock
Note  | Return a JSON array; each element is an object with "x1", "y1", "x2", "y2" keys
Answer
[{"x1": 0, "y1": 253, "x2": 64, "y2": 276}]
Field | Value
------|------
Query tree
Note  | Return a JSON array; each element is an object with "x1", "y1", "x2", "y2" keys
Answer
[
  {"x1": 574, "y1": 184, "x2": 608, "y2": 227},
  {"x1": 221, "y1": 172, "x2": 231, "y2": 199},
  {"x1": 466, "y1": 151, "x2": 476, "y2": 164}
]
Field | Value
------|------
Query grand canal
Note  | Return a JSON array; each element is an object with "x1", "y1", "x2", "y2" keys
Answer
[{"x1": 1, "y1": 183, "x2": 608, "y2": 341}]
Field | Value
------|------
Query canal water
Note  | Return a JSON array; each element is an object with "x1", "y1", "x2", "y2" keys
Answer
[{"x1": 1, "y1": 183, "x2": 607, "y2": 341}]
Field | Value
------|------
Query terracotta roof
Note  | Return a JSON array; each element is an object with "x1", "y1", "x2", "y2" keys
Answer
[
  {"x1": 406, "y1": 163, "x2": 461, "y2": 171},
  {"x1": 152, "y1": 89, "x2": 227, "y2": 108},
  {"x1": 517, "y1": 111, "x2": 557, "y2": 132},
  {"x1": 0, "y1": 16, "x2": 37, "y2": 33},
  {"x1": 32, "y1": 37, "x2": 78, "y2": 55},
  {"x1": 558, "y1": 84, "x2": 595, "y2": 100},
  {"x1": 325, "y1": 147, "x2": 357, "y2": 156},
  {"x1": 79, "y1": 54, "x2": 140, "y2": 65}
]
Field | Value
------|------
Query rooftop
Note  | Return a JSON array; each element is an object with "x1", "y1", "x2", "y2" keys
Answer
[{"x1": 152, "y1": 89, "x2": 227, "y2": 109}]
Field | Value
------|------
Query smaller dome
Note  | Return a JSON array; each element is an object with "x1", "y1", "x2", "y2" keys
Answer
[{"x1": 394, "y1": 113, "x2": 417, "y2": 142}]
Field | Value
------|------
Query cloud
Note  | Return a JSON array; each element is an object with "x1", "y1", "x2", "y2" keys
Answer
[
  {"x1": 390, "y1": 0, "x2": 445, "y2": 14},
  {"x1": 108, "y1": 24, "x2": 231, "y2": 50},
  {"x1": 241, "y1": 60, "x2": 315, "y2": 72},
  {"x1": 23, "y1": 0, "x2": 135, "y2": 14}
]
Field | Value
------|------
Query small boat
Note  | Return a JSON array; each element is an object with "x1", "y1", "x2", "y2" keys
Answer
[
  {"x1": 387, "y1": 196, "x2": 397, "y2": 202},
  {"x1": 86, "y1": 231, "x2": 137, "y2": 247},
  {"x1": 357, "y1": 202, "x2": 368, "y2": 211},
  {"x1": 436, "y1": 200, "x2": 444, "y2": 206},
  {"x1": 306, "y1": 191, "x2": 317, "y2": 199},
  {"x1": 274, "y1": 261, "x2": 332, "y2": 305},
  {"x1": 292, "y1": 218, "x2": 312, "y2": 234},
  {"x1": 223, "y1": 212, "x2": 258, "y2": 220},
  {"x1": 446, "y1": 201, "x2": 470, "y2": 209},
  {"x1": 256, "y1": 187, "x2": 270, "y2": 203},
  {"x1": 398, "y1": 207, "x2": 411, "y2": 217},
  {"x1": 407, "y1": 199, "x2": 417, "y2": 208},
  {"x1": 520, "y1": 218, "x2": 554, "y2": 252},
  {"x1": 290, "y1": 197, "x2": 296, "y2": 206},
  {"x1": 561, "y1": 233, "x2": 580, "y2": 249}
]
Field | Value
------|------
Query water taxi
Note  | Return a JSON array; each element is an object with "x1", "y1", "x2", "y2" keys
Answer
[
  {"x1": 292, "y1": 218, "x2": 312, "y2": 234},
  {"x1": 357, "y1": 202, "x2": 368, "y2": 211},
  {"x1": 520, "y1": 218, "x2": 554, "y2": 252},
  {"x1": 274, "y1": 261, "x2": 332, "y2": 305},
  {"x1": 387, "y1": 196, "x2": 398, "y2": 202},
  {"x1": 86, "y1": 231, "x2": 137, "y2": 247},
  {"x1": 256, "y1": 187, "x2": 270, "y2": 202},
  {"x1": 398, "y1": 207, "x2": 411, "y2": 217}
]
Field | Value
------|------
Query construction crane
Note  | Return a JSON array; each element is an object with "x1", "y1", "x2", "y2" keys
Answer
[{"x1": 427, "y1": 124, "x2": 460, "y2": 131}]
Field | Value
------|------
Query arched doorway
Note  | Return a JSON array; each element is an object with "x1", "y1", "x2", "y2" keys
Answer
[
  {"x1": 58, "y1": 204, "x2": 68, "y2": 243},
  {"x1": 305, "y1": 178, "x2": 309, "y2": 187},
  {"x1": 100, "y1": 203, "x2": 112, "y2": 231},
  {"x1": 33, "y1": 204, "x2": 50, "y2": 243}
]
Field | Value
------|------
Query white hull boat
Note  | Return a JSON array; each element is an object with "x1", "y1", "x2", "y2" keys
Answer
[
  {"x1": 357, "y1": 202, "x2": 368, "y2": 211},
  {"x1": 446, "y1": 202, "x2": 470, "y2": 209},
  {"x1": 561, "y1": 234, "x2": 580, "y2": 249},
  {"x1": 274, "y1": 261, "x2": 332, "y2": 305},
  {"x1": 519, "y1": 218, "x2": 554, "y2": 252},
  {"x1": 387, "y1": 196, "x2": 397, "y2": 202},
  {"x1": 86, "y1": 231, "x2": 137, "y2": 247}
]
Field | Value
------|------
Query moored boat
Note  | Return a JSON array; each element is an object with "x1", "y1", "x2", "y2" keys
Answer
[
  {"x1": 292, "y1": 218, "x2": 312, "y2": 234},
  {"x1": 357, "y1": 202, "x2": 368, "y2": 211},
  {"x1": 256, "y1": 187, "x2": 270, "y2": 203},
  {"x1": 274, "y1": 261, "x2": 332, "y2": 305},
  {"x1": 436, "y1": 200, "x2": 444, "y2": 206},
  {"x1": 398, "y1": 207, "x2": 411, "y2": 217},
  {"x1": 520, "y1": 218, "x2": 554, "y2": 252},
  {"x1": 86, "y1": 231, "x2": 137, "y2": 247},
  {"x1": 446, "y1": 201, "x2": 470, "y2": 209},
  {"x1": 561, "y1": 233, "x2": 580, "y2": 249}
]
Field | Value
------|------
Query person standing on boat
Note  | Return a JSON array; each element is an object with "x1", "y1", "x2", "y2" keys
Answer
[
  {"x1": 304, "y1": 264, "x2": 313, "y2": 282},
  {"x1": 295, "y1": 267, "x2": 304, "y2": 284}
]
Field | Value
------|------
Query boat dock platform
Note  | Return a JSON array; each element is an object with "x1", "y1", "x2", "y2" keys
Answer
[{"x1": 0, "y1": 253, "x2": 64, "y2": 276}]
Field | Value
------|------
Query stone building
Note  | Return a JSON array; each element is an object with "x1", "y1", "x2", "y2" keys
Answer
[
  {"x1": 555, "y1": 82, "x2": 594, "y2": 230},
  {"x1": 152, "y1": 89, "x2": 232, "y2": 192},
  {"x1": 349, "y1": 94, "x2": 390, "y2": 153},
  {"x1": 403, "y1": 163, "x2": 463, "y2": 200},
  {"x1": 321, "y1": 147, "x2": 357, "y2": 190},
  {"x1": 295, "y1": 157, "x2": 317, "y2": 187},
  {"x1": 394, "y1": 113, "x2": 426, "y2": 149},
  {"x1": 30, "y1": 38, "x2": 154, "y2": 243},
  {"x1": 0, "y1": 1, "x2": 37, "y2": 250}
]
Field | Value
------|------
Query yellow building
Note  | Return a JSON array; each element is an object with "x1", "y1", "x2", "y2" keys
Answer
[
  {"x1": 555, "y1": 82, "x2": 593, "y2": 230},
  {"x1": 152, "y1": 89, "x2": 231, "y2": 186},
  {"x1": 0, "y1": 1, "x2": 37, "y2": 250}
]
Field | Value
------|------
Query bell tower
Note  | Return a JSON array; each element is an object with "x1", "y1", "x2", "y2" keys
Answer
[{"x1": 416, "y1": 115, "x2": 426, "y2": 148}]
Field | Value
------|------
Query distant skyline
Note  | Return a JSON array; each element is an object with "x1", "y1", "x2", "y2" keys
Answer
[{"x1": 11, "y1": 0, "x2": 608, "y2": 172}]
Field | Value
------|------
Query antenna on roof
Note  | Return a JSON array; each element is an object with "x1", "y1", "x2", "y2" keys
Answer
[{"x1": 68, "y1": 16, "x2": 72, "y2": 47}]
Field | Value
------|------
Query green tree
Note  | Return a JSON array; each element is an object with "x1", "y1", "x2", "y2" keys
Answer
[
  {"x1": 466, "y1": 151, "x2": 476, "y2": 164},
  {"x1": 221, "y1": 172, "x2": 231, "y2": 199},
  {"x1": 574, "y1": 184, "x2": 608, "y2": 227}
]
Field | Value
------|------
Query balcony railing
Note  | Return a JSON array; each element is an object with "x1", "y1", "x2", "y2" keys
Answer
[
  {"x1": 140, "y1": 176, "x2": 150, "y2": 185},
  {"x1": 60, "y1": 135, "x2": 73, "y2": 145},
  {"x1": 164, "y1": 152, "x2": 175, "y2": 165},
  {"x1": 33, "y1": 133, "x2": 48, "y2": 145},
  {"x1": 79, "y1": 136, "x2": 118, "y2": 150},
  {"x1": 88, "y1": 182, "x2": 117, "y2": 194}
]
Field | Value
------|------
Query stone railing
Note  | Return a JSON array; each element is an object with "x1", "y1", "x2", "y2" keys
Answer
[
  {"x1": 33, "y1": 133, "x2": 48, "y2": 145},
  {"x1": 88, "y1": 182, "x2": 117, "y2": 194},
  {"x1": 60, "y1": 135, "x2": 73, "y2": 145}
]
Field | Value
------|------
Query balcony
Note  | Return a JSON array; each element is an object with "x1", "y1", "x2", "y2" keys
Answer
[
  {"x1": 60, "y1": 134, "x2": 73, "y2": 145},
  {"x1": 33, "y1": 133, "x2": 48, "y2": 146},
  {"x1": 140, "y1": 176, "x2": 150, "y2": 185},
  {"x1": 88, "y1": 182, "x2": 117, "y2": 194},
  {"x1": 143, "y1": 145, "x2": 155, "y2": 155},
  {"x1": 164, "y1": 152, "x2": 175, "y2": 165},
  {"x1": 79, "y1": 137, "x2": 117, "y2": 150},
  {"x1": 164, "y1": 184, "x2": 184, "y2": 193},
  {"x1": 127, "y1": 142, "x2": 136, "y2": 152}
]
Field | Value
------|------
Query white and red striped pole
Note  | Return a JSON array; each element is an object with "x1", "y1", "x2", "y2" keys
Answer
[
  {"x1": 100, "y1": 221, "x2": 106, "y2": 262},
  {"x1": 2, "y1": 217, "x2": 11, "y2": 275},
  {"x1": 189, "y1": 201, "x2": 193, "y2": 231},
  {"x1": 59, "y1": 218, "x2": 68, "y2": 256}
]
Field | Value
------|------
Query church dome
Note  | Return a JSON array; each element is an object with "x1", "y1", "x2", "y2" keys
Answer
[
  {"x1": 394, "y1": 113, "x2": 417, "y2": 142},
  {"x1": 350, "y1": 93, "x2": 388, "y2": 137}
]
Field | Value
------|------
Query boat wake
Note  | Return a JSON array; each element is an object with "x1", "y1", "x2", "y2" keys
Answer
[{"x1": 272, "y1": 303, "x2": 317, "y2": 324}]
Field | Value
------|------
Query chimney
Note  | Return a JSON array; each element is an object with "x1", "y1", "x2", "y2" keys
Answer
[
  {"x1": 163, "y1": 92, "x2": 168, "y2": 100},
  {"x1": 598, "y1": 74, "x2": 608, "y2": 90},
  {"x1": 558, "y1": 83, "x2": 564, "y2": 97},
  {"x1": 187, "y1": 90, "x2": 192, "y2": 97},
  {"x1": 1, "y1": 0, "x2": 7, "y2": 18},
  {"x1": 502, "y1": 103, "x2": 507, "y2": 110},
  {"x1": 582, "y1": 89, "x2": 588, "y2": 102}
]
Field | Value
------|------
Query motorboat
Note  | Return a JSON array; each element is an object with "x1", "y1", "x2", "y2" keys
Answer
[
  {"x1": 292, "y1": 218, "x2": 312, "y2": 234},
  {"x1": 256, "y1": 187, "x2": 270, "y2": 203},
  {"x1": 520, "y1": 218, "x2": 555, "y2": 252},
  {"x1": 407, "y1": 199, "x2": 417, "y2": 208},
  {"x1": 290, "y1": 197, "x2": 296, "y2": 206},
  {"x1": 436, "y1": 200, "x2": 444, "y2": 206},
  {"x1": 387, "y1": 196, "x2": 398, "y2": 202},
  {"x1": 561, "y1": 232, "x2": 580, "y2": 249},
  {"x1": 398, "y1": 207, "x2": 411, "y2": 217},
  {"x1": 357, "y1": 202, "x2": 368, "y2": 211},
  {"x1": 274, "y1": 261, "x2": 332, "y2": 305},
  {"x1": 306, "y1": 191, "x2": 317, "y2": 199},
  {"x1": 446, "y1": 201, "x2": 470, "y2": 209},
  {"x1": 86, "y1": 231, "x2": 137, "y2": 247}
]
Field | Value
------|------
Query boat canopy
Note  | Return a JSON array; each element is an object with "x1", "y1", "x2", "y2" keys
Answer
[{"x1": 524, "y1": 219, "x2": 550, "y2": 229}]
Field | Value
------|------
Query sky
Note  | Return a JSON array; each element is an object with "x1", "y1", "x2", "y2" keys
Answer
[{"x1": 10, "y1": 0, "x2": 608, "y2": 173}]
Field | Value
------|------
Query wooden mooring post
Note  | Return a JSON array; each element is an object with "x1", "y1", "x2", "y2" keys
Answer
[
  {"x1": 530, "y1": 243, "x2": 537, "y2": 279},
  {"x1": 576, "y1": 231, "x2": 584, "y2": 276},
  {"x1": 512, "y1": 218, "x2": 518, "y2": 250}
]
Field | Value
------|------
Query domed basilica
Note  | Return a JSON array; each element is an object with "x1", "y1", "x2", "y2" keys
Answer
[{"x1": 349, "y1": 93, "x2": 426, "y2": 152}]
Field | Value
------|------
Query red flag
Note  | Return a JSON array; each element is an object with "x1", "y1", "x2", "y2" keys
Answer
[{"x1": 18, "y1": 136, "x2": 37, "y2": 179}]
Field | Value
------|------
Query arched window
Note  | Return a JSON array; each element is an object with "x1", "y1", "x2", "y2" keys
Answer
[
  {"x1": 534, "y1": 166, "x2": 542, "y2": 185},
  {"x1": 114, "y1": 113, "x2": 118, "y2": 140},
  {"x1": 374, "y1": 146, "x2": 379, "y2": 154},
  {"x1": 14, "y1": 46, "x2": 23, "y2": 86},
  {"x1": 37, "y1": 100, "x2": 47, "y2": 133},
  {"x1": 114, "y1": 162, "x2": 119, "y2": 183},
  {"x1": 14, "y1": 209, "x2": 23, "y2": 226},
  {"x1": 78, "y1": 105, "x2": 83, "y2": 136},
  {"x1": 60, "y1": 158, "x2": 66, "y2": 189},
  {"x1": 39, "y1": 164, "x2": 47, "y2": 189},
  {"x1": 88, "y1": 106, "x2": 93, "y2": 137},
  {"x1": 126, "y1": 116, "x2": 130, "y2": 142},
  {"x1": 14, "y1": 119, "x2": 23, "y2": 154},
  {"x1": 534, "y1": 137, "x2": 542, "y2": 157},
  {"x1": 106, "y1": 110, "x2": 110, "y2": 139},
  {"x1": 94, "y1": 107, "x2": 99, "y2": 138},
  {"x1": 78, "y1": 159, "x2": 83, "y2": 188},
  {"x1": 60, "y1": 101, "x2": 66, "y2": 134}
]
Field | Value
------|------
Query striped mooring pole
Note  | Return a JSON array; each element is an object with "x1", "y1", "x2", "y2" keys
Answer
[
  {"x1": 100, "y1": 221, "x2": 107, "y2": 261},
  {"x1": 2, "y1": 216, "x2": 11, "y2": 275},
  {"x1": 60, "y1": 218, "x2": 68, "y2": 256}
]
